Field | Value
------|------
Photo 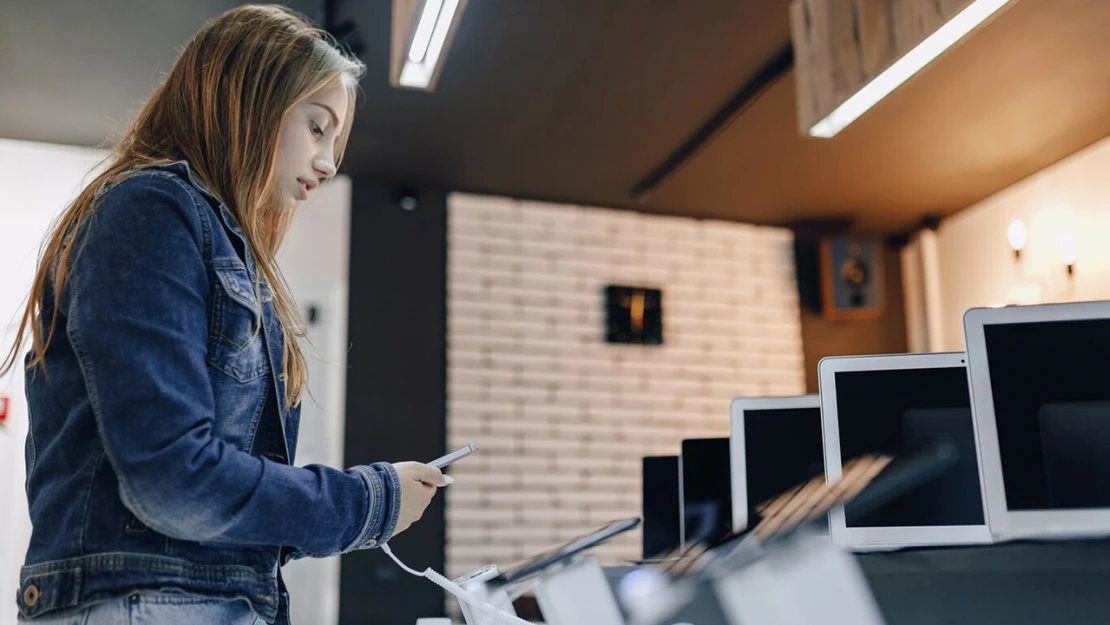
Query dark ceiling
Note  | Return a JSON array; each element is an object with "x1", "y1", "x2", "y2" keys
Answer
[{"x1": 2, "y1": 0, "x2": 1109, "y2": 234}]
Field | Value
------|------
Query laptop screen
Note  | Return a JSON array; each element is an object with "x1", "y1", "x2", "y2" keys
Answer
[
  {"x1": 984, "y1": 318, "x2": 1110, "y2": 510},
  {"x1": 743, "y1": 407, "x2": 824, "y2": 521},
  {"x1": 641, "y1": 456, "x2": 681, "y2": 559},
  {"x1": 834, "y1": 366, "x2": 983, "y2": 528},
  {"x1": 681, "y1": 438, "x2": 731, "y2": 546}
]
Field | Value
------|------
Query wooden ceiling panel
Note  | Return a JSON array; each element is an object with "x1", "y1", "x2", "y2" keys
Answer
[{"x1": 649, "y1": 0, "x2": 1110, "y2": 233}]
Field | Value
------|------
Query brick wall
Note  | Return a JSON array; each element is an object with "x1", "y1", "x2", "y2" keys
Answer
[{"x1": 444, "y1": 193, "x2": 806, "y2": 578}]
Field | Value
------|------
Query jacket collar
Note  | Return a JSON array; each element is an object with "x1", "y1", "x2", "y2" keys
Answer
[
  {"x1": 149, "y1": 160, "x2": 262, "y2": 280},
  {"x1": 153, "y1": 161, "x2": 248, "y2": 246}
]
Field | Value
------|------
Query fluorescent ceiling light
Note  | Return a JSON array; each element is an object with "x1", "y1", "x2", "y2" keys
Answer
[
  {"x1": 809, "y1": 0, "x2": 1011, "y2": 138},
  {"x1": 399, "y1": 0, "x2": 461, "y2": 89},
  {"x1": 407, "y1": 0, "x2": 443, "y2": 63}
]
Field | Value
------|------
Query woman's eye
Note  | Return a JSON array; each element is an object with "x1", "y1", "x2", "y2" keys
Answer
[{"x1": 310, "y1": 121, "x2": 324, "y2": 137}]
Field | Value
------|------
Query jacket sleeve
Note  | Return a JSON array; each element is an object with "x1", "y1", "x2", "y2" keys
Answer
[{"x1": 65, "y1": 174, "x2": 400, "y2": 555}]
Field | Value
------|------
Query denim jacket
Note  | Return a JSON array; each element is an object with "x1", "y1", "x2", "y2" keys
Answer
[{"x1": 16, "y1": 161, "x2": 401, "y2": 623}]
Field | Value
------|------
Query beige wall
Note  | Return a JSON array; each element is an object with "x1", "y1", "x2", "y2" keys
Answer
[{"x1": 930, "y1": 134, "x2": 1110, "y2": 352}]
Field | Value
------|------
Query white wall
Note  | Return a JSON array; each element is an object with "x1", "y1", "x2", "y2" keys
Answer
[
  {"x1": 929, "y1": 133, "x2": 1110, "y2": 351},
  {"x1": 444, "y1": 194, "x2": 807, "y2": 579},
  {"x1": 0, "y1": 139, "x2": 351, "y2": 625},
  {"x1": 276, "y1": 177, "x2": 351, "y2": 625},
  {"x1": 0, "y1": 140, "x2": 106, "y2": 625},
  {"x1": 0, "y1": 139, "x2": 107, "y2": 625}
]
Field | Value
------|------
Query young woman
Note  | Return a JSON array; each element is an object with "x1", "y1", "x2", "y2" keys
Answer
[{"x1": 3, "y1": 6, "x2": 446, "y2": 624}]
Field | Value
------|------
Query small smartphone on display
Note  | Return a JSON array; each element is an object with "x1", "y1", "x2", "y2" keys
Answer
[{"x1": 429, "y1": 443, "x2": 479, "y2": 469}]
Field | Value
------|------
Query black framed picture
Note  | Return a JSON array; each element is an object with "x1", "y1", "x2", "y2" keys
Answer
[{"x1": 604, "y1": 285, "x2": 663, "y2": 345}]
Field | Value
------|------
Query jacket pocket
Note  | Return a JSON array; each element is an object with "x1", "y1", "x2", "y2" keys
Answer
[{"x1": 208, "y1": 267, "x2": 269, "y2": 383}]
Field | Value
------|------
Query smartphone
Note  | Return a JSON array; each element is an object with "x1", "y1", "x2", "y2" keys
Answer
[{"x1": 429, "y1": 443, "x2": 479, "y2": 469}]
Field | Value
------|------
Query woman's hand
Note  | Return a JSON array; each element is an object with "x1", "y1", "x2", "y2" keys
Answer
[{"x1": 390, "y1": 462, "x2": 452, "y2": 537}]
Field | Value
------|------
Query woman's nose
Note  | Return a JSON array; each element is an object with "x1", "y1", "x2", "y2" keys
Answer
[{"x1": 314, "y1": 157, "x2": 337, "y2": 181}]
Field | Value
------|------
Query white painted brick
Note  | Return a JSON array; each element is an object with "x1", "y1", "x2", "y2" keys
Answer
[
  {"x1": 519, "y1": 471, "x2": 587, "y2": 491},
  {"x1": 449, "y1": 263, "x2": 519, "y2": 284},
  {"x1": 493, "y1": 525, "x2": 564, "y2": 544},
  {"x1": 582, "y1": 206, "x2": 646, "y2": 233},
  {"x1": 518, "y1": 200, "x2": 590, "y2": 228},
  {"x1": 484, "y1": 286, "x2": 558, "y2": 307},
  {"x1": 445, "y1": 460, "x2": 488, "y2": 479},
  {"x1": 585, "y1": 507, "x2": 640, "y2": 528},
  {"x1": 675, "y1": 395, "x2": 734, "y2": 414},
  {"x1": 512, "y1": 371, "x2": 584, "y2": 393},
  {"x1": 446, "y1": 530, "x2": 490, "y2": 553},
  {"x1": 486, "y1": 490, "x2": 558, "y2": 507},
  {"x1": 485, "y1": 453, "x2": 555, "y2": 473},
  {"x1": 448, "y1": 417, "x2": 485, "y2": 440},
  {"x1": 449, "y1": 193, "x2": 519, "y2": 220},
  {"x1": 448, "y1": 316, "x2": 498, "y2": 340},
  {"x1": 519, "y1": 506, "x2": 586, "y2": 524},
  {"x1": 447, "y1": 278, "x2": 488, "y2": 300},
  {"x1": 552, "y1": 453, "x2": 627, "y2": 473},
  {"x1": 583, "y1": 472, "x2": 642, "y2": 494},
  {"x1": 518, "y1": 237, "x2": 583, "y2": 261},
  {"x1": 446, "y1": 506, "x2": 518, "y2": 526},
  {"x1": 452, "y1": 297, "x2": 516, "y2": 322},
  {"x1": 464, "y1": 434, "x2": 520, "y2": 455},
  {"x1": 443, "y1": 488, "x2": 485, "y2": 509},
  {"x1": 449, "y1": 368, "x2": 518, "y2": 390},
  {"x1": 581, "y1": 442, "x2": 645, "y2": 463},
  {"x1": 447, "y1": 214, "x2": 484, "y2": 237},
  {"x1": 549, "y1": 420, "x2": 623, "y2": 440},
  {"x1": 566, "y1": 227, "x2": 617, "y2": 249},
  {"x1": 519, "y1": 434, "x2": 586, "y2": 456},
  {"x1": 558, "y1": 449, "x2": 638, "y2": 471},
  {"x1": 449, "y1": 399, "x2": 519, "y2": 420},
  {"x1": 483, "y1": 386, "x2": 556, "y2": 408},
  {"x1": 556, "y1": 489, "x2": 636, "y2": 507},
  {"x1": 446, "y1": 195, "x2": 804, "y2": 571},
  {"x1": 449, "y1": 544, "x2": 521, "y2": 566}
]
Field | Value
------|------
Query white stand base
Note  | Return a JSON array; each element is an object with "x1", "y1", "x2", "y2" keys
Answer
[
  {"x1": 714, "y1": 532, "x2": 885, "y2": 625},
  {"x1": 534, "y1": 556, "x2": 625, "y2": 625}
]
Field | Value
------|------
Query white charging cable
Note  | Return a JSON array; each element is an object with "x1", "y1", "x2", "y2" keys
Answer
[{"x1": 380, "y1": 543, "x2": 535, "y2": 625}]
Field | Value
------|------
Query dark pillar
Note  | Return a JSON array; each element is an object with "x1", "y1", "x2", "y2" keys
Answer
[{"x1": 340, "y1": 181, "x2": 448, "y2": 625}]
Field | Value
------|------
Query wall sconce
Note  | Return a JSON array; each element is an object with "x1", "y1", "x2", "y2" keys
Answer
[
  {"x1": 1007, "y1": 219, "x2": 1027, "y2": 261},
  {"x1": 1059, "y1": 229, "x2": 1077, "y2": 278},
  {"x1": 1001, "y1": 214, "x2": 1079, "y2": 305}
]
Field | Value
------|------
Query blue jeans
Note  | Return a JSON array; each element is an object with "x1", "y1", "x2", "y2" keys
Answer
[{"x1": 20, "y1": 591, "x2": 263, "y2": 624}]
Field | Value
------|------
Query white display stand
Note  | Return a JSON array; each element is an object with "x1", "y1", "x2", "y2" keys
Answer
[
  {"x1": 532, "y1": 555, "x2": 625, "y2": 625},
  {"x1": 713, "y1": 531, "x2": 885, "y2": 625},
  {"x1": 456, "y1": 565, "x2": 517, "y2": 625}
]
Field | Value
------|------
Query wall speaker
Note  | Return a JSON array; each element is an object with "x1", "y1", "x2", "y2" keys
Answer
[{"x1": 818, "y1": 237, "x2": 884, "y2": 320}]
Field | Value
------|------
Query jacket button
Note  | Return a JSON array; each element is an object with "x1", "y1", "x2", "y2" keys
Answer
[{"x1": 23, "y1": 584, "x2": 40, "y2": 607}]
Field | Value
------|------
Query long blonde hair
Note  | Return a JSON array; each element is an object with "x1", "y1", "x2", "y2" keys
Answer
[{"x1": 0, "y1": 4, "x2": 365, "y2": 408}]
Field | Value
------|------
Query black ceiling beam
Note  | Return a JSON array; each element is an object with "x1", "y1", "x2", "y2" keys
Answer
[{"x1": 629, "y1": 45, "x2": 795, "y2": 202}]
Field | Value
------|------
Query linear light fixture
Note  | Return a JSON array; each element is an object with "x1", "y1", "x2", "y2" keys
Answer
[
  {"x1": 396, "y1": 0, "x2": 466, "y2": 90},
  {"x1": 407, "y1": 0, "x2": 443, "y2": 63},
  {"x1": 809, "y1": 0, "x2": 1011, "y2": 138}
]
